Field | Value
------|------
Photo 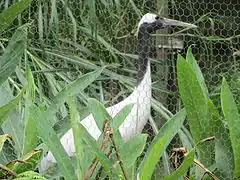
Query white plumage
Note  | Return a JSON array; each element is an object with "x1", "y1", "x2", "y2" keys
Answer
[
  {"x1": 39, "y1": 13, "x2": 197, "y2": 172},
  {"x1": 39, "y1": 61, "x2": 151, "y2": 171}
]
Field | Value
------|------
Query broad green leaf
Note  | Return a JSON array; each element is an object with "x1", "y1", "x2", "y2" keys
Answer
[
  {"x1": 29, "y1": 106, "x2": 76, "y2": 180},
  {"x1": 177, "y1": 54, "x2": 214, "y2": 167},
  {"x1": 77, "y1": 123, "x2": 117, "y2": 179},
  {"x1": 0, "y1": 87, "x2": 25, "y2": 126},
  {"x1": 0, "y1": 0, "x2": 32, "y2": 32},
  {"x1": 208, "y1": 100, "x2": 234, "y2": 179},
  {"x1": 88, "y1": 98, "x2": 112, "y2": 131},
  {"x1": 164, "y1": 149, "x2": 195, "y2": 180},
  {"x1": 68, "y1": 97, "x2": 83, "y2": 180},
  {"x1": 221, "y1": 78, "x2": 240, "y2": 177},
  {"x1": 0, "y1": 134, "x2": 12, "y2": 152},
  {"x1": 139, "y1": 109, "x2": 186, "y2": 180},
  {"x1": 186, "y1": 47, "x2": 208, "y2": 98},
  {"x1": 7, "y1": 150, "x2": 42, "y2": 174},
  {"x1": 46, "y1": 67, "x2": 104, "y2": 125},
  {"x1": 23, "y1": 66, "x2": 37, "y2": 155},
  {"x1": 119, "y1": 134, "x2": 147, "y2": 168},
  {"x1": 0, "y1": 25, "x2": 28, "y2": 86}
]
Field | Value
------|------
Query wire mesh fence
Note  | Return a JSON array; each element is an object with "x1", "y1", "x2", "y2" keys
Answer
[{"x1": 0, "y1": 0, "x2": 240, "y2": 179}]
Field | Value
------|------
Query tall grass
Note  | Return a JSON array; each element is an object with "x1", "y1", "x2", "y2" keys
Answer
[{"x1": 0, "y1": 0, "x2": 240, "y2": 180}]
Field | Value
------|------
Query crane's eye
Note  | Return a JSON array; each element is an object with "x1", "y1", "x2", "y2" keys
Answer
[{"x1": 155, "y1": 16, "x2": 160, "y2": 20}]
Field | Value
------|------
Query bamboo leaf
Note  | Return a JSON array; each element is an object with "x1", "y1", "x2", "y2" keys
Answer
[
  {"x1": 138, "y1": 109, "x2": 186, "y2": 180},
  {"x1": 0, "y1": 87, "x2": 25, "y2": 126},
  {"x1": 0, "y1": 0, "x2": 32, "y2": 32},
  {"x1": 30, "y1": 106, "x2": 76, "y2": 180},
  {"x1": 22, "y1": 65, "x2": 37, "y2": 155},
  {"x1": 221, "y1": 78, "x2": 240, "y2": 177},
  {"x1": 68, "y1": 96, "x2": 83, "y2": 180},
  {"x1": 46, "y1": 67, "x2": 104, "y2": 123},
  {"x1": 0, "y1": 25, "x2": 27, "y2": 86}
]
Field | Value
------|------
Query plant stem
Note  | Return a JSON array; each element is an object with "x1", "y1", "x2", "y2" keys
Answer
[{"x1": 109, "y1": 134, "x2": 129, "y2": 180}]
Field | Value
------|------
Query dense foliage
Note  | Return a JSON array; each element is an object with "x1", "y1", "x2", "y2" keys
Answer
[{"x1": 0, "y1": 0, "x2": 239, "y2": 180}]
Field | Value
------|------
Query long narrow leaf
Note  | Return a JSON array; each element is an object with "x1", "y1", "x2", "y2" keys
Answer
[
  {"x1": 68, "y1": 96, "x2": 83, "y2": 180},
  {"x1": 0, "y1": 87, "x2": 25, "y2": 125},
  {"x1": 138, "y1": 109, "x2": 186, "y2": 180},
  {"x1": 0, "y1": 25, "x2": 27, "y2": 86},
  {"x1": 30, "y1": 106, "x2": 76, "y2": 180},
  {"x1": 208, "y1": 100, "x2": 234, "y2": 179},
  {"x1": 46, "y1": 67, "x2": 104, "y2": 124},
  {"x1": 22, "y1": 66, "x2": 37, "y2": 155},
  {"x1": 221, "y1": 78, "x2": 240, "y2": 177},
  {"x1": 0, "y1": 0, "x2": 32, "y2": 32}
]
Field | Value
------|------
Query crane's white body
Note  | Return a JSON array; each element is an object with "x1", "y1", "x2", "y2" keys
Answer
[
  {"x1": 39, "y1": 61, "x2": 151, "y2": 171},
  {"x1": 39, "y1": 13, "x2": 197, "y2": 172}
]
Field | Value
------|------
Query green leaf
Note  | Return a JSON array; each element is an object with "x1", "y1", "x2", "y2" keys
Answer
[
  {"x1": 119, "y1": 134, "x2": 147, "y2": 168},
  {"x1": 221, "y1": 78, "x2": 240, "y2": 177},
  {"x1": 23, "y1": 66, "x2": 37, "y2": 155},
  {"x1": 0, "y1": 87, "x2": 25, "y2": 126},
  {"x1": 177, "y1": 54, "x2": 214, "y2": 167},
  {"x1": 0, "y1": 134, "x2": 13, "y2": 152},
  {"x1": 186, "y1": 47, "x2": 208, "y2": 98},
  {"x1": 68, "y1": 96, "x2": 83, "y2": 180},
  {"x1": 77, "y1": 123, "x2": 117, "y2": 179},
  {"x1": 208, "y1": 100, "x2": 234, "y2": 179},
  {"x1": 29, "y1": 106, "x2": 76, "y2": 180},
  {"x1": 15, "y1": 170, "x2": 46, "y2": 180},
  {"x1": 46, "y1": 67, "x2": 104, "y2": 125},
  {"x1": 112, "y1": 104, "x2": 134, "y2": 131},
  {"x1": 7, "y1": 150, "x2": 42, "y2": 174},
  {"x1": 0, "y1": 25, "x2": 27, "y2": 86},
  {"x1": 164, "y1": 149, "x2": 195, "y2": 180},
  {"x1": 138, "y1": 109, "x2": 186, "y2": 180},
  {"x1": 88, "y1": 98, "x2": 112, "y2": 131},
  {"x1": 112, "y1": 103, "x2": 134, "y2": 146},
  {"x1": 0, "y1": 0, "x2": 32, "y2": 32}
]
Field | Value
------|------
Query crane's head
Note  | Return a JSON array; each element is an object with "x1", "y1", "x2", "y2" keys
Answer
[{"x1": 137, "y1": 13, "x2": 197, "y2": 34}]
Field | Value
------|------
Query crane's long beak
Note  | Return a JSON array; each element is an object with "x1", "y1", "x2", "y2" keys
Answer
[{"x1": 162, "y1": 17, "x2": 197, "y2": 28}]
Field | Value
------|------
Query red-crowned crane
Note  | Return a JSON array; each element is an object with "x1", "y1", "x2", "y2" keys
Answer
[{"x1": 39, "y1": 13, "x2": 197, "y2": 172}]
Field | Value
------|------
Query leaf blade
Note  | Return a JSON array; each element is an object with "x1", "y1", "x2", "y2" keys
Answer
[
  {"x1": 0, "y1": 25, "x2": 28, "y2": 86},
  {"x1": 138, "y1": 109, "x2": 186, "y2": 180},
  {"x1": 221, "y1": 78, "x2": 240, "y2": 177},
  {"x1": 0, "y1": 0, "x2": 32, "y2": 32}
]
